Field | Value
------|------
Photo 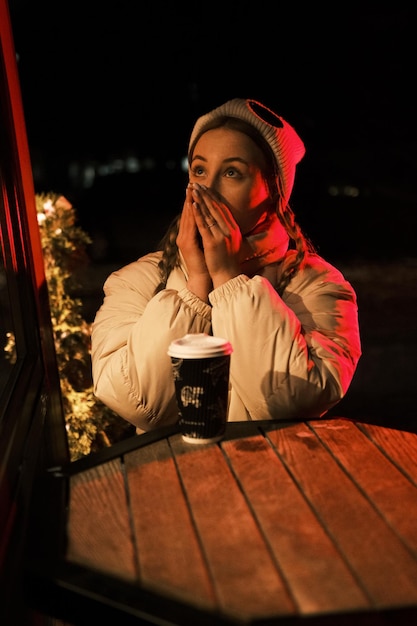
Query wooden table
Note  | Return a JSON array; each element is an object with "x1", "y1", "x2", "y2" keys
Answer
[{"x1": 27, "y1": 417, "x2": 417, "y2": 625}]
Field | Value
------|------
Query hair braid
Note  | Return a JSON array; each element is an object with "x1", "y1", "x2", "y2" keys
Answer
[
  {"x1": 276, "y1": 200, "x2": 316, "y2": 295},
  {"x1": 154, "y1": 214, "x2": 181, "y2": 295}
]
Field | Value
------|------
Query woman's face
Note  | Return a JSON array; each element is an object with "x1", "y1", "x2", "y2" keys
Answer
[{"x1": 189, "y1": 127, "x2": 273, "y2": 234}]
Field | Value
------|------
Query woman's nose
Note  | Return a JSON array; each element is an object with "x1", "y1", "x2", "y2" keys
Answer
[{"x1": 203, "y1": 174, "x2": 220, "y2": 192}]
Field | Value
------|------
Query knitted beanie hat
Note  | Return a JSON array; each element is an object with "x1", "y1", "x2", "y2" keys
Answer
[{"x1": 188, "y1": 98, "x2": 305, "y2": 206}]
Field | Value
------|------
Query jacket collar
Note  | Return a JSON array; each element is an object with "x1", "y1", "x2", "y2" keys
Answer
[{"x1": 239, "y1": 212, "x2": 289, "y2": 277}]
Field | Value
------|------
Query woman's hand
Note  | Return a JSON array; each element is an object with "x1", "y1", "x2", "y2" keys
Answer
[
  {"x1": 190, "y1": 183, "x2": 242, "y2": 288},
  {"x1": 177, "y1": 186, "x2": 213, "y2": 302},
  {"x1": 177, "y1": 183, "x2": 245, "y2": 300}
]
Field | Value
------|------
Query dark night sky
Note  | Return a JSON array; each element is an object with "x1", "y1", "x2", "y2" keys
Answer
[
  {"x1": 10, "y1": 4, "x2": 415, "y2": 150},
  {"x1": 7, "y1": 2, "x2": 417, "y2": 263}
]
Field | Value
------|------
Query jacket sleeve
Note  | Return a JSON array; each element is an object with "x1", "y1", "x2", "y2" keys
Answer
[
  {"x1": 91, "y1": 255, "x2": 212, "y2": 430},
  {"x1": 209, "y1": 258, "x2": 361, "y2": 421}
]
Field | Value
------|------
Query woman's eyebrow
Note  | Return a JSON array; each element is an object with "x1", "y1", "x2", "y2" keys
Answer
[
  {"x1": 190, "y1": 154, "x2": 207, "y2": 164},
  {"x1": 191, "y1": 154, "x2": 249, "y2": 166}
]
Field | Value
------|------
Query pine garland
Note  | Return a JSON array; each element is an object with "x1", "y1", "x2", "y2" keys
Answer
[{"x1": 36, "y1": 192, "x2": 134, "y2": 460}]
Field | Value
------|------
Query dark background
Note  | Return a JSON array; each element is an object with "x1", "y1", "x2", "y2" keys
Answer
[
  {"x1": 8, "y1": 2, "x2": 416, "y2": 265},
  {"x1": 7, "y1": 2, "x2": 417, "y2": 426}
]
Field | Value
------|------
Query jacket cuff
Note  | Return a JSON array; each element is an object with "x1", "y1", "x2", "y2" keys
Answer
[
  {"x1": 209, "y1": 274, "x2": 250, "y2": 306},
  {"x1": 178, "y1": 288, "x2": 212, "y2": 320}
]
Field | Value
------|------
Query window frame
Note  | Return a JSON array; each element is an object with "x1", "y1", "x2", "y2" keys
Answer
[{"x1": 0, "y1": 3, "x2": 69, "y2": 621}]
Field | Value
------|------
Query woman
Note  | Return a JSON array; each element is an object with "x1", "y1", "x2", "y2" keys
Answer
[{"x1": 91, "y1": 98, "x2": 361, "y2": 432}]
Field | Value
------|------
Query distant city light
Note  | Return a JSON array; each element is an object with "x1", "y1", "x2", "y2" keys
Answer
[
  {"x1": 125, "y1": 157, "x2": 141, "y2": 173},
  {"x1": 328, "y1": 184, "x2": 360, "y2": 198},
  {"x1": 82, "y1": 165, "x2": 96, "y2": 189},
  {"x1": 67, "y1": 155, "x2": 173, "y2": 188}
]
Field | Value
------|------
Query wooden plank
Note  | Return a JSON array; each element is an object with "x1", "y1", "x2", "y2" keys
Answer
[
  {"x1": 358, "y1": 422, "x2": 417, "y2": 486},
  {"x1": 124, "y1": 436, "x2": 216, "y2": 610},
  {"x1": 170, "y1": 435, "x2": 295, "y2": 621},
  {"x1": 67, "y1": 459, "x2": 137, "y2": 581},
  {"x1": 221, "y1": 433, "x2": 369, "y2": 615},
  {"x1": 265, "y1": 420, "x2": 417, "y2": 609},
  {"x1": 310, "y1": 419, "x2": 417, "y2": 556}
]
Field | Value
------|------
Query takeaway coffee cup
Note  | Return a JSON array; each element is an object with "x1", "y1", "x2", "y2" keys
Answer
[{"x1": 168, "y1": 333, "x2": 233, "y2": 444}]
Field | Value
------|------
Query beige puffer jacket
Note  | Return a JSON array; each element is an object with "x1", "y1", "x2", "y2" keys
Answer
[{"x1": 91, "y1": 250, "x2": 361, "y2": 432}]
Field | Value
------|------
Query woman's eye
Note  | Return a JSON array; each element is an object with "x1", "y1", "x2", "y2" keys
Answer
[
  {"x1": 192, "y1": 166, "x2": 205, "y2": 177},
  {"x1": 225, "y1": 168, "x2": 238, "y2": 178}
]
